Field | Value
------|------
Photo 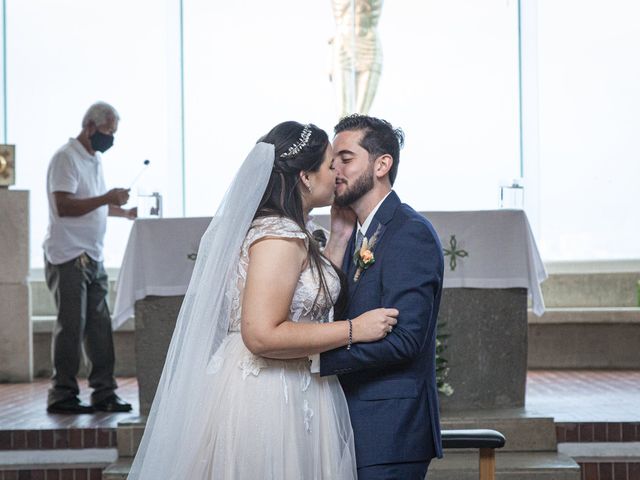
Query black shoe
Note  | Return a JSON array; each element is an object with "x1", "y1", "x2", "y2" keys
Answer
[
  {"x1": 47, "y1": 397, "x2": 95, "y2": 414},
  {"x1": 92, "y1": 394, "x2": 132, "y2": 412}
]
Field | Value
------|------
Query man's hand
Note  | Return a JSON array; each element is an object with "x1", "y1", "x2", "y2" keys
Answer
[
  {"x1": 108, "y1": 205, "x2": 137, "y2": 220},
  {"x1": 105, "y1": 188, "x2": 130, "y2": 206},
  {"x1": 124, "y1": 207, "x2": 137, "y2": 220}
]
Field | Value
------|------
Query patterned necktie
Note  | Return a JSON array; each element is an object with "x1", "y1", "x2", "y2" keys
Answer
[{"x1": 355, "y1": 229, "x2": 364, "y2": 255}]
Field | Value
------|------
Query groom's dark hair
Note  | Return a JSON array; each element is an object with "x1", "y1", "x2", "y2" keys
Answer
[{"x1": 334, "y1": 114, "x2": 405, "y2": 185}]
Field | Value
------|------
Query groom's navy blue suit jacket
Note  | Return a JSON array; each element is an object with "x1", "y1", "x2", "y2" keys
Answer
[{"x1": 320, "y1": 191, "x2": 444, "y2": 468}]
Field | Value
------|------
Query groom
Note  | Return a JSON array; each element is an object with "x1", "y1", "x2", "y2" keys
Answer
[{"x1": 321, "y1": 115, "x2": 444, "y2": 479}]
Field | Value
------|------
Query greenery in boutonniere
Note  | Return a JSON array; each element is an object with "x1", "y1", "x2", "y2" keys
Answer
[{"x1": 436, "y1": 318, "x2": 453, "y2": 396}]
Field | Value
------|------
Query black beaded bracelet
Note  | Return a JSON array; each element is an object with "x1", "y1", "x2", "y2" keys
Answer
[{"x1": 347, "y1": 318, "x2": 353, "y2": 350}]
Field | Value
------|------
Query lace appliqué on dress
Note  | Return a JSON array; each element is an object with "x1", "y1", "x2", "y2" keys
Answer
[
  {"x1": 240, "y1": 354, "x2": 268, "y2": 380},
  {"x1": 303, "y1": 399, "x2": 314, "y2": 434},
  {"x1": 220, "y1": 216, "x2": 340, "y2": 383}
]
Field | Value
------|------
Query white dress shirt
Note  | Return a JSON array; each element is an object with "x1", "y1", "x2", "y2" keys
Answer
[{"x1": 357, "y1": 191, "x2": 392, "y2": 240}]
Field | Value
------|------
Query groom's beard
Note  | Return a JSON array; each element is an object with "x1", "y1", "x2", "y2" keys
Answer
[{"x1": 334, "y1": 164, "x2": 374, "y2": 207}]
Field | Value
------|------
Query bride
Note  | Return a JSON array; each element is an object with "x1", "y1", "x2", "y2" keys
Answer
[{"x1": 128, "y1": 121, "x2": 398, "y2": 479}]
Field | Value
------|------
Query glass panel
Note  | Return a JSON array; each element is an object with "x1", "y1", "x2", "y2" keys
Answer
[
  {"x1": 11, "y1": 1, "x2": 522, "y2": 269},
  {"x1": 182, "y1": 0, "x2": 520, "y2": 216},
  {"x1": 8, "y1": 0, "x2": 179, "y2": 269},
  {"x1": 0, "y1": 0, "x2": 5, "y2": 143},
  {"x1": 536, "y1": 0, "x2": 640, "y2": 260}
]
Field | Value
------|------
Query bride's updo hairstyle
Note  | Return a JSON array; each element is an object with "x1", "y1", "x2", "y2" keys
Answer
[{"x1": 256, "y1": 121, "x2": 346, "y2": 313}]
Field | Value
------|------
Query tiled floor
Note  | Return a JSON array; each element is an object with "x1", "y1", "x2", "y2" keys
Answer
[
  {"x1": 0, "y1": 370, "x2": 638, "y2": 431},
  {"x1": 0, "y1": 378, "x2": 138, "y2": 430},
  {"x1": 2, "y1": 371, "x2": 638, "y2": 480},
  {"x1": 526, "y1": 370, "x2": 640, "y2": 422}
]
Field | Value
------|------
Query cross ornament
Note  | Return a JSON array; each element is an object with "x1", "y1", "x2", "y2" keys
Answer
[{"x1": 443, "y1": 235, "x2": 468, "y2": 271}]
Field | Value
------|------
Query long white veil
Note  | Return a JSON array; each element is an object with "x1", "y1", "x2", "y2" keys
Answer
[{"x1": 128, "y1": 142, "x2": 275, "y2": 479}]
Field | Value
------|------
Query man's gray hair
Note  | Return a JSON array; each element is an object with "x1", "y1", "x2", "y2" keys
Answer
[{"x1": 82, "y1": 101, "x2": 120, "y2": 128}]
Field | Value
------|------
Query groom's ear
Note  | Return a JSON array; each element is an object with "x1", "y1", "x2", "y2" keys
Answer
[{"x1": 374, "y1": 154, "x2": 393, "y2": 180}]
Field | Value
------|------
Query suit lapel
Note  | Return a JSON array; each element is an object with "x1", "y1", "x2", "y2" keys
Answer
[{"x1": 347, "y1": 191, "x2": 401, "y2": 302}]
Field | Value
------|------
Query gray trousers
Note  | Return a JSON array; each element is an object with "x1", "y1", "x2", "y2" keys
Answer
[{"x1": 45, "y1": 253, "x2": 117, "y2": 405}]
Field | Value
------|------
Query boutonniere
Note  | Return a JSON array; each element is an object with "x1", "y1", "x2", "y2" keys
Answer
[{"x1": 353, "y1": 225, "x2": 382, "y2": 281}]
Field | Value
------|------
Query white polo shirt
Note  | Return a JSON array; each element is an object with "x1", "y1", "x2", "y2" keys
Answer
[{"x1": 43, "y1": 138, "x2": 108, "y2": 265}]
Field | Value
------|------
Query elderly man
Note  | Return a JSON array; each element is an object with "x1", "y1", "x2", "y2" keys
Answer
[{"x1": 43, "y1": 101, "x2": 136, "y2": 414}]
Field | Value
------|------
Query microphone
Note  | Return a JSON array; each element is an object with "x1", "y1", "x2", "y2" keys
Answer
[{"x1": 129, "y1": 159, "x2": 151, "y2": 189}]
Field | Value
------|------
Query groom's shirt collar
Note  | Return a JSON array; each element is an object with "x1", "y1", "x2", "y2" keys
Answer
[{"x1": 357, "y1": 191, "x2": 392, "y2": 236}]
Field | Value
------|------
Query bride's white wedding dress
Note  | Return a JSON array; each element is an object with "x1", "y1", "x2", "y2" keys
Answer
[{"x1": 183, "y1": 216, "x2": 357, "y2": 479}]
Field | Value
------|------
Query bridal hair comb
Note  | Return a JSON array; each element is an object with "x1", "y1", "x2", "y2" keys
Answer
[{"x1": 280, "y1": 124, "x2": 312, "y2": 158}]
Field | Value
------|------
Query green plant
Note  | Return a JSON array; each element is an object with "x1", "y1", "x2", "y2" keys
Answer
[{"x1": 436, "y1": 318, "x2": 453, "y2": 396}]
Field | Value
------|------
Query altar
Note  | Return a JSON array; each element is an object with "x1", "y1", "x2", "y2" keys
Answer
[{"x1": 114, "y1": 210, "x2": 546, "y2": 415}]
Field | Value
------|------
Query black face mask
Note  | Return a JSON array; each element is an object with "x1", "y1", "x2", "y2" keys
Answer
[{"x1": 90, "y1": 130, "x2": 114, "y2": 153}]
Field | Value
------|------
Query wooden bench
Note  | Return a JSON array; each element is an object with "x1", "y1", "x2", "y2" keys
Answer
[{"x1": 441, "y1": 429, "x2": 506, "y2": 480}]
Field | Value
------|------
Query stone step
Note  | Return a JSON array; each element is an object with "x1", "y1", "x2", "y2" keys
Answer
[
  {"x1": 29, "y1": 269, "x2": 640, "y2": 314},
  {"x1": 558, "y1": 441, "x2": 640, "y2": 462},
  {"x1": 32, "y1": 316, "x2": 136, "y2": 378},
  {"x1": 441, "y1": 409, "x2": 558, "y2": 452},
  {"x1": 112, "y1": 415, "x2": 563, "y2": 474},
  {"x1": 429, "y1": 450, "x2": 580, "y2": 480},
  {"x1": 30, "y1": 277, "x2": 118, "y2": 316},
  {"x1": 102, "y1": 457, "x2": 131, "y2": 480},
  {"x1": 116, "y1": 418, "x2": 146, "y2": 458},
  {"x1": 529, "y1": 307, "x2": 640, "y2": 324},
  {"x1": 104, "y1": 451, "x2": 580, "y2": 480},
  {"x1": 29, "y1": 270, "x2": 640, "y2": 315},
  {"x1": 32, "y1": 315, "x2": 134, "y2": 332},
  {"x1": 528, "y1": 308, "x2": 640, "y2": 369},
  {"x1": 117, "y1": 412, "x2": 558, "y2": 462},
  {"x1": 541, "y1": 272, "x2": 640, "y2": 308},
  {"x1": 32, "y1": 304, "x2": 640, "y2": 374}
]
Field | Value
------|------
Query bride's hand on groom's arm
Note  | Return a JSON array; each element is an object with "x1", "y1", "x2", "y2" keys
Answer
[{"x1": 352, "y1": 308, "x2": 399, "y2": 343}]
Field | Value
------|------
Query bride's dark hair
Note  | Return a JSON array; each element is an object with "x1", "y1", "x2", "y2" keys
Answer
[{"x1": 255, "y1": 121, "x2": 346, "y2": 314}]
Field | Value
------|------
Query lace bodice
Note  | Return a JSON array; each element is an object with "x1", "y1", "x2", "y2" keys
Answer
[{"x1": 226, "y1": 216, "x2": 340, "y2": 333}]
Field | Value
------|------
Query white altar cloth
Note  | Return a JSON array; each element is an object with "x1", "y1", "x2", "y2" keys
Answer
[
  {"x1": 112, "y1": 217, "x2": 211, "y2": 329},
  {"x1": 112, "y1": 209, "x2": 546, "y2": 329},
  {"x1": 423, "y1": 209, "x2": 547, "y2": 316}
]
